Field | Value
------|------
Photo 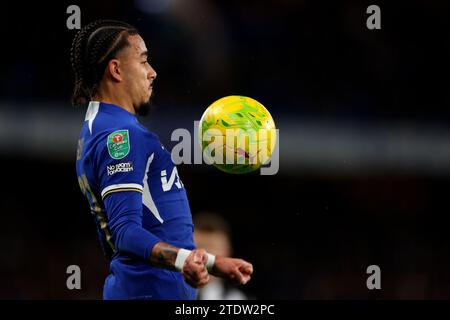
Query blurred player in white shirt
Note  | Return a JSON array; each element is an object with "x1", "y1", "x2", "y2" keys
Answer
[{"x1": 194, "y1": 212, "x2": 250, "y2": 300}]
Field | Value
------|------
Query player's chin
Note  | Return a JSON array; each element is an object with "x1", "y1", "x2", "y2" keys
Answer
[
  {"x1": 147, "y1": 88, "x2": 154, "y2": 103},
  {"x1": 135, "y1": 92, "x2": 153, "y2": 116},
  {"x1": 136, "y1": 100, "x2": 151, "y2": 116}
]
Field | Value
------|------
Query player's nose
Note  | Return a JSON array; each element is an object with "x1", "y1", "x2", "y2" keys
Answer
[{"x1": 148, "y1": 64, "x2": 157, "y2": 80}]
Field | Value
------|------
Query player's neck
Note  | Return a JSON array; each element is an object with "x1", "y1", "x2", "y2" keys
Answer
[{"x1": 93, "y1": 86, "x2": 135, "y2": 115}]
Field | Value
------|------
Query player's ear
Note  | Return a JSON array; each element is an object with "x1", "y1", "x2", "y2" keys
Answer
[{"x1": 106, "y1": 59, "x2": 122, "y2": 82}]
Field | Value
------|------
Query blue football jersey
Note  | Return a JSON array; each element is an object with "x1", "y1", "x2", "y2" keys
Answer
[{"x1": 76, "y1": 101, "x2": 196, "y2": 300}]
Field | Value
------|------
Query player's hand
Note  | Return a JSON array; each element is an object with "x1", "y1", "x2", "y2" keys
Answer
[
  {"x1": 182, "y1": 249, "x2": 210, "y2": 289},
  {"x1": 210, "y1": 256, "x2": 253, "y2": 286}
]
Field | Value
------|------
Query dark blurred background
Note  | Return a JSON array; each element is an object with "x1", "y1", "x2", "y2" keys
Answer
[{"x1": 1, "y1": 0, "x2": 450, "y2": 299}]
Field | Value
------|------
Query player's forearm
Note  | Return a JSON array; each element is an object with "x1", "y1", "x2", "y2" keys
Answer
[
  {"x1": 149, "y1": 241, "x2": 180, "y2": 271},
  {"x1": 209, "y1": 255, "x2": 223, "y2": 277}
]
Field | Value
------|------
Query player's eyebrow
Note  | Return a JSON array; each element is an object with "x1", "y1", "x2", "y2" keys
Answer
[{"x1": 140, "y1": 51, "x2": 148, "y2": 58}]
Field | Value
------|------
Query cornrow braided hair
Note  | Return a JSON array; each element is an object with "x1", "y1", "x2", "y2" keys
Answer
[{"x1": 70, "y1": 20, "x2": 139, "y2": 106}]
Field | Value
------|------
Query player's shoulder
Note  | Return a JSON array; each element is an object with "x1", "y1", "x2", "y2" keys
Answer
[
  {"x1": 106, "y1": 122, "x2": 148, "y2": 138},
  {"x1": 92, "y1": 112, "x2": 154, "y2": 142},
  {"x1": 83, "y1": 102, "x2": 162, "y2": 151},
  {"x1": 95, "y1": 120, "x2": 164, "y2": 159},
  {"x1": 98, "y1": 123, "x2": 159, "y2": 149}
]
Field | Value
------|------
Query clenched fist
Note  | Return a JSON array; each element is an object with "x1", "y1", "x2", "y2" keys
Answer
[
  {"x1": 182, "y1": 249, "x2": 210, "y2": 288},
  {"x1": 210, "y1": 256, "x2": 253, "y2": 285}
]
